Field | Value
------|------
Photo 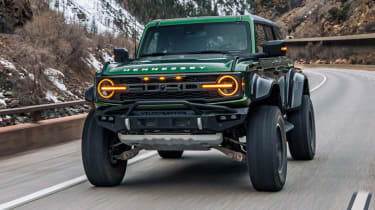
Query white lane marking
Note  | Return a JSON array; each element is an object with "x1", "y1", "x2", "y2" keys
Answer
[
  {"x1": 350, "y1": 191, "x2": 372, "y2": 210},
  {"x1": 305, "y1": 70, "x2": 327, "y2": 93},
  {"x1": 0, "y1": 151, "x2": 158, "y2": 210}
]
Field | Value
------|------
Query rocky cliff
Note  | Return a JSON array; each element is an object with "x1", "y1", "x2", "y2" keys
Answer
[{"x1": 258, "y1": 0, "x2": 375, "y2": 38}]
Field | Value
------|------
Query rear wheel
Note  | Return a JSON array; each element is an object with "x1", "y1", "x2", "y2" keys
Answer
[
  {"x1": 247, "y1": 106, "x2": 287, "y2": 192},
  {"x1": 287, "y1": 95, "x2": 316, "y2": 160},
  {"x1": 82, "y1": 111, "x2": 127, "y2": 187},
  {"x1": 158, "y1": 151, "x2": 184, "y2": 159}
]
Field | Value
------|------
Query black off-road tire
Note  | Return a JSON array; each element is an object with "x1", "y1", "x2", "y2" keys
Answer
[
  {"x1": 247, "y1": 106, "x2": 287, "y2": 192},
  {"x1": 158, "y1": 151, "x2": 184, "y2": 159},
  {"x1": 82, "y1": 111, "x2": 127, "y2": 187},
  {"x1": 287, "y1": 95, "x2": 316, "y2": 160}
]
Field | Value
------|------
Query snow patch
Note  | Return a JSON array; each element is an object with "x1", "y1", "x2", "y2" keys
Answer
[
  {"x1": 0, "y1": 98, "x2": 6, "y2": 106},
  {"x1": 0, "y1": 58, "x2": 16, "y2": 70},
  {"x1": 45, "y1": 90, "x2": 60, "y2": 103},
  {"x1": 103, "y1": 51, "x2": 114, "y2": 63},
  {"x1": 28, "y1": 73, "x2": 35, "y2": 81},
  {"x1": 43, "y1": 68, "x2": 67, "y2": 91},
  {"x1": 0, "y1": 93, "x2": 7, "y2": 107},
  {"x1": 48, "y1": 0, "x2": 144, "y2": 37},
  {"x1": 87, "y1": 54, "x2": 103, "y2": 72}
]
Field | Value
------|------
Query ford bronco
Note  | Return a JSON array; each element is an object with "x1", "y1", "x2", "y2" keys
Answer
[{"x1": 82, "y1": 15, "x2": 316, "y2": 192}]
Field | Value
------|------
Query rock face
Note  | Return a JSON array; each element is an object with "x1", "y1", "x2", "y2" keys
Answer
[
  {"x1": 0, "y1": 0, "x2": 33, "y2": 33},
  {"x1": 261, "y1": 0, "x2": 375, "y2": 38}
]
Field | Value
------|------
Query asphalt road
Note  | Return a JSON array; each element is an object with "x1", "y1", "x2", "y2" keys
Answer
[{"x1": 0, "y1": 68, "x2": 374, "y2": 210}]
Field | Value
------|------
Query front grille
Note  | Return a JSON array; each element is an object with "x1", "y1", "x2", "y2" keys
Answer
[
  {"x1": 119, "y1": 91, "x2": 221, "y2": 101},
  {"x1": 97, "y1": 73, "x2": 242, "y2": 103}
]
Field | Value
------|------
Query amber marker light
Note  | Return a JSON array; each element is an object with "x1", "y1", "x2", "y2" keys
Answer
[
  {"x1": 143, "y1": 77, "x2": 150, "y2": 82},
  {"x1": 281, "y1": 46, "x2": 288, "y2": 52},
  {"x1": 159, "y1": 76, "x2": 166, "y2": 81},
  {"x1": 176, "y1": 76, "x2": 182, "y2": 80},
  {"x1": 97, "y1": 78, "x2": 126, "y2": 99}
]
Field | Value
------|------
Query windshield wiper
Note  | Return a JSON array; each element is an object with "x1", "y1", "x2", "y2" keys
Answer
[
  {"x1": 140, "y1": 50, "x2": 233, "y2": 57},
  {"x1": 140, "y1": 52, "x2": 169, "y2": 57},
  {"x1": 185, "y1": 50, "x2": 232, "y2": 55}
]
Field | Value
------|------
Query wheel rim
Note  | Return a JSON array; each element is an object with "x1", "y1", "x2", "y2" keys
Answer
[{"x1": 276, "y1": 123, "x2": 286, "y2": 175}]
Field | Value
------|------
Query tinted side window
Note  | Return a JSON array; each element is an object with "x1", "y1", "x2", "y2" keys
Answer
[
  {"x1": 274, "y1": 27, "x2": 282, "y2": 40},
  {"x1": 255, "y1": 24, "x2": 267, "y2": 52},
  {"x1": 264, "y1": 26, "x2": 275, "y2": 41}
]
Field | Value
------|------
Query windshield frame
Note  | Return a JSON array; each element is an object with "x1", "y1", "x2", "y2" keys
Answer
[{"x1": 138, "y1": 21, "x2": 252, "y2": 58}]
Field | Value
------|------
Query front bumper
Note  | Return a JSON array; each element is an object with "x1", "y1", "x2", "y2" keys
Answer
[
  {"x1": 118, "y1": 133, "x2": 223, "y2": 150},
  {"x1": 94, "y1": 100, "x2": 248, "y2": 134}
]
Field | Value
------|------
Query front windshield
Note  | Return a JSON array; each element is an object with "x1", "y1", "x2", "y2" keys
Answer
[{"x1": 139, "y1": 22, "x2": 251, "y2": 57}]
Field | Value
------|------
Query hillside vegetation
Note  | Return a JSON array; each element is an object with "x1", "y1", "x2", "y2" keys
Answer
[
  {"x1": 0, "y1": 0, "x2": 135, "y2": 122},
  {"x1": 124, "y1": 0, "x2": 375, "y2": 38}
]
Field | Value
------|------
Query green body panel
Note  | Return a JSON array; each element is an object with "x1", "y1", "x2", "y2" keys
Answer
[{"x1": 103, "y1": 57, "x2": 235, "y2": 75}]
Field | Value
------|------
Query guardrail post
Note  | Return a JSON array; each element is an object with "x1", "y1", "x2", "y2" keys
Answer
[{"x1": 31, "y1": 111, "x2": 41, "y2": 122}]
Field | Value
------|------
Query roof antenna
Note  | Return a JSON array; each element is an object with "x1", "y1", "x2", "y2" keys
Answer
[{"x1": 133, "y1": 15, "x2": 137, "y2": 59}]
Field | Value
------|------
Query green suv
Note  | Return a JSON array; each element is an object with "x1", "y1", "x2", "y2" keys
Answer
[{"x1": 82, "y1": 15, "x2": 316, "y2": 192}]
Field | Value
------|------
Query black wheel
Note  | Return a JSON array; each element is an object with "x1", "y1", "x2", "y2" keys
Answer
[
  {"x1": 247, "y1": 106, "x2": 287, "y2": 192},
  {"x1": 82, "y1": 111, "x2": 127, "y2": 187},
  {"x1": 287, "y1": 95, "x2": 316, "y2": 160},
  {"x1": 158, "y1": 151, "x2": 184, "y2": 159}
]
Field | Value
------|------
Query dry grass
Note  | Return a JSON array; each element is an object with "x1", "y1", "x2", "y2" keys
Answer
[{"x1": 1, "y1": 3, "x2": 135, "y2": 106}]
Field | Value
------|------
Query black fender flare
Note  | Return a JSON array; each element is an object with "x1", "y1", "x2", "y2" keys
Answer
[
  {"x1": 289, "y1": 72, "x2": 309, "y2": 111},
  {"x1": 250, "y1": 74, "x2": 282, "y2": 109}
]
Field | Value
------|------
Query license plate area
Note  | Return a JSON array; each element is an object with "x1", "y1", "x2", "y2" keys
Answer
[{"x1": 129, "y1": 116, "x2": 199, "y2": 130}]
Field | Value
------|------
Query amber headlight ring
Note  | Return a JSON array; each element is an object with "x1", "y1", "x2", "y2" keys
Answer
[
  {"x1": 217, "y1": 75, "x2": 239, "y2": 97},
  {"x1": 201, "y1": 75, "x2": 240, "y2": 97},
  {"x1": 97, "y1": 78, "x2": 127, "y2": 99}
]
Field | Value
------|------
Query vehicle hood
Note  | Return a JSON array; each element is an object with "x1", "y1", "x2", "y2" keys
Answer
[{"x1": 102, "y1": 55, "x2": 236, "y2": 75}]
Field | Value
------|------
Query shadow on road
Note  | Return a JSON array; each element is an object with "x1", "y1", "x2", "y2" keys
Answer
[{"x1": 120, "y1": 153, "x2": 256, "y2": 194}]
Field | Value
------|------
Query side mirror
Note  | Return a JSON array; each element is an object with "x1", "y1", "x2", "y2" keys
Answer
[
  {"x1": 263, "y1": 40, "x2": 287, "y2": 57},
  {"x1": 113, "y1": 48, "x2": 129, "y2": 63}
]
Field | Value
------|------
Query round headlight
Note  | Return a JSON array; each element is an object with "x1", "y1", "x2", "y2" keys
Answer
[
  {"x1": 97, "y1": 78, "x2": 115, "y2": 99},
  {"x1": 217, "y1": 75, "x2": 239, "y2": 97}
]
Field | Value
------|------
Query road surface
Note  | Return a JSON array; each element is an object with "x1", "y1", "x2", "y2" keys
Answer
[{"x1": 0, "y1": 68, "x2": 374, "y2": 210}]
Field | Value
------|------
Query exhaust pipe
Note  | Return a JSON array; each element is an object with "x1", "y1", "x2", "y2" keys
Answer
[
  {"x1": 213, "y1": 147, "x2": 246, "y2": 163},
  {"x1": 117, "y1": 147, "x2": 141, "y2": 160}
]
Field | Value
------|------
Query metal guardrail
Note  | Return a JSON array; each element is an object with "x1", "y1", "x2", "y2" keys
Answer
[
  {"x1": 0, "y1": 100, "x2": 88, "y2": 122},
  {"x1": 284, "y1": 33, "x2": 375, "y2": 47},
  {"x1": 285, "y1": 33, "x2": 375, "y2": 43}
]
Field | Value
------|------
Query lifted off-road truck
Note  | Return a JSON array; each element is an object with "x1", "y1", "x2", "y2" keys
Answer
[{"x1": 83, "y1": 15, "x2": 316, "y2": 192}]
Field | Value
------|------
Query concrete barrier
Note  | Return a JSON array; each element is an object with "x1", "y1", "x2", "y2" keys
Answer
[{"x1": 0, "y1": 113, "x2": 87, "y2": 157}]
